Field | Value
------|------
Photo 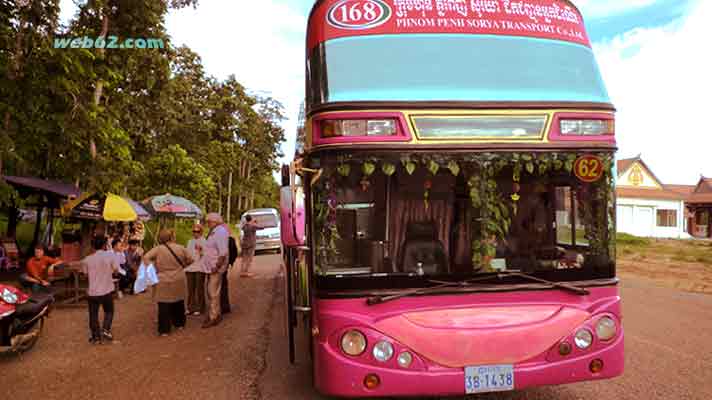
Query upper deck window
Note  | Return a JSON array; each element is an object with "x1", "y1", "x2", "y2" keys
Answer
[{"x1": 307, "y1": 34, "x2": 610, "y2": 106}]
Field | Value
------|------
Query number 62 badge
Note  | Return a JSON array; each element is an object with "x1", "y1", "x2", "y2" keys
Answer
[{"x1": 573, "y1": 155, "x2": 604, "y2": 183}]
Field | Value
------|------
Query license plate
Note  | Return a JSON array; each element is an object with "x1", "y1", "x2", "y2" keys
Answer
[{"x1": 464, "y1": 365, "x2": 514, "y2": 394}]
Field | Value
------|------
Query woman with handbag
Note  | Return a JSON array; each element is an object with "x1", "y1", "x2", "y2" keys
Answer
[{"x1": 142, "y1": 229, "x2": 194, "y2": 336}]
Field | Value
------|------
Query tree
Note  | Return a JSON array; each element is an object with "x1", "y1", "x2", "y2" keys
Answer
[
  {"x1": 0, "y1": 0, "x2": 285, "y2": 226},
  {"x1": 134, "y1": 144, "x2": 215, "y2": 205}
]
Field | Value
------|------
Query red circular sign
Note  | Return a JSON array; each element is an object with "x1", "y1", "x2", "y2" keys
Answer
[
  {"x1": 327, "y1": 0, "x2": 392, "y2": 30},
  {"x1": 574, "y1": 155, "x2": 604, "y2": 183}
]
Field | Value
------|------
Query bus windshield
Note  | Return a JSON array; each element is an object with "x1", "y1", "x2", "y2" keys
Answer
[
  {"x1": 308, "y1": 34, "x2": 610, "y2": 105},
  {"x1": 312, "y1": 152, "x2": 615, "y2": 284}
]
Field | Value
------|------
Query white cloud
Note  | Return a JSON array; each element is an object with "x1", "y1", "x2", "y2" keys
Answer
[
  {"x1": 59, "y1": 0, "x2": 77, "y2": 26},
  {"x1": 576, "y1": 0, "x2": 660, "y2": 19},
  {"x1": 166, "y1": 1, "x2": 307, "y2": 169},
  {"x1": 593, "y1": 0, "x2": 712, "y2": 184}
]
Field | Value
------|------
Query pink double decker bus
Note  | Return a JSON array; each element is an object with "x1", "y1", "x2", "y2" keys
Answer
[{"x1": 281, "y1": 0, "x2": 622, "y2": 397}]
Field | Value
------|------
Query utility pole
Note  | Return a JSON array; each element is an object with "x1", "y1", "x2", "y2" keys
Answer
[{"x1": 227, "y1": 170, "x2": 233, "y2": 224}]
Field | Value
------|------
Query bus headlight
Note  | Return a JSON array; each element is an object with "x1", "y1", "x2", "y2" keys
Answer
[
  {"x1": 321, "y1": 119, "x2": 397, "y2": 137},
  {"x1": 372, "y1": 341, "x2": 394, "y2": 362},
  {"x1": 595, "y1": 316, "x2": 617, "y2": 341},
  {"x1": 397, "y1": 351, "x2": 413, "y2": 368},
  {"x1": 560, "y1": 119, "x2": 614, "y2": 136},
  {"x1": 341, "y1": 330, "x2": 367, "y2": 356},
  {"x1": 574, "y1": 329, "x2": 594, "y2": 349}
]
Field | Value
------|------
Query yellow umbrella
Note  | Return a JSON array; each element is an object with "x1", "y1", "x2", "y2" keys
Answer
[
  {"x1": 104, "y1": 194, "x2": 138, "y2": 221},
  {"x1": 63, "y1": 193, "x2": 138, "y2": 222}
]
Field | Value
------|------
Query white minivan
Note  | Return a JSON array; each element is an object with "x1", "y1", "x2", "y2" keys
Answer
[{"x1": 240, "y1": 208, "x2": 281, "y2": 253}]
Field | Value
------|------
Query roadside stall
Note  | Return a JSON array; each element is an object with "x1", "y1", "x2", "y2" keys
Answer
[
  {"x1": 63, "y1": 192, "x2": 151, "y2": 253},
  {"x1": 55, "y1": 192, "x2": 151, "y2": 306},
  {"x1": 1, "y1": 175, "x2": 82, "y2": 257}
]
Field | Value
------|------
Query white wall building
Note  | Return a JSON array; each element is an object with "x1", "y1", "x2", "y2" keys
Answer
[{"x1": 616, "y1": 156, "x2": 693, "y2": 239}]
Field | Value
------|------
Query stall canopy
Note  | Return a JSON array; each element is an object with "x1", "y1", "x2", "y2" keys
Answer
[
  {"x1": 2, "y1": 176, "x2": 83, "y2": 250},
  {"x1": 2, "y1": 176, "x2": 81, "y2": 205}
]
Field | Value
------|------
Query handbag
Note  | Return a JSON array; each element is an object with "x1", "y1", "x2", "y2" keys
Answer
[
  {"x1": 133, "y1": 262, "x2": 159, "y2": 294},
  {"x1": 146, "y1": 264, "x2": 159, "y2": 285},
  {"x1": 164, "y1": 244, "x2": 188, "y2": 269},
  {"x1": 133, "y1": 263, "x2": 148, "y2": 294}
]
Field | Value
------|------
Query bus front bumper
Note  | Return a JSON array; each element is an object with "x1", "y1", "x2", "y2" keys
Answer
[{"x1": 314, "y1": 332, "x2": 624, "y2": 398}]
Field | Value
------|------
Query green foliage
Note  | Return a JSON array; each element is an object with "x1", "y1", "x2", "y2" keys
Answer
[
  {"x1": 134, "y1": 144, "x2": 215, "y2": 205},
  {"x1": 0, "y1": 0, "x2": 284, "y2": 224}
]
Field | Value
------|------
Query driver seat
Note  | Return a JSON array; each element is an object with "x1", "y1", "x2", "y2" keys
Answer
[{"x1": 399, "y1": 221, "x2": 448, "y2": 275}]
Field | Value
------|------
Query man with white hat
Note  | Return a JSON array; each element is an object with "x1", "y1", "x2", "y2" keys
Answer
[{"x1": 202, "y1": 212, "x2": 230, "y2": 328}]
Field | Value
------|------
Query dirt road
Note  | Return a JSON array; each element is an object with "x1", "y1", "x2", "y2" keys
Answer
[
  {"x1": 3, "y1": 254, "x2": 712, "y2": 399},
  {"x1": 1, "y1": 254, "x2": 282, "y2": 400}
]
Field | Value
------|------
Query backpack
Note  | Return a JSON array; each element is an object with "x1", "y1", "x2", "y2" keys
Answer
[{"x1": 228, "y1": 236, "x2": 238, "y2": 267}]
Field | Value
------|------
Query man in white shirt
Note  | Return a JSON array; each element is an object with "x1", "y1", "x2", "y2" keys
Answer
[
  {"x1": 202, "y1": 213, "x2": 229, "y2": 328},
  {"x1": 81, "y1": 236, "x2": 120, "y2": 343}
]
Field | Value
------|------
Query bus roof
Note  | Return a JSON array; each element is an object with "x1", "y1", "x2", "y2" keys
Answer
[{"x1": 307, "y1": 0, "x2": 590, "y2": 51}]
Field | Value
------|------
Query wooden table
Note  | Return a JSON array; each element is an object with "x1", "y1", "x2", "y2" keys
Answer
[{"x1": 49, "y1": 264, "x2": 86, "y2": 307}]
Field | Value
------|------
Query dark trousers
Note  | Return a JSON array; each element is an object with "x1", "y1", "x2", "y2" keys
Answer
[
  {"x1": 220, "y1": 271, "x2": 230, "y2": 314},
  {"x1": 18, "y1": 273, "x2": 52, "y2": 295},
  {"x1": 158, "y1": 300, "x2": 186, "y2": 334},
  {"x1": 118, "y1": 268, "x2": 136, "y2": 293},
  {"x1": 185, "y1": 272, "x2": 205, "y2": 314},
  {"x1": 88, "y1": 293, "x2": 114, "y2": 339}
]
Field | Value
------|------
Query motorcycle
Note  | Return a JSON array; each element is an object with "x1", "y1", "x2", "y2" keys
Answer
[{"x1": 0, "y1": 283, "x2": 53, "y2": 354}]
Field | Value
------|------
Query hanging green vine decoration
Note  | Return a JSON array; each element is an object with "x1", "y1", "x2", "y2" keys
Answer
[
  {"x1": 575, "y1": 153, "x2": 615, "y2": 259},
  {"x1": 423, "y1": 158, "x2": 440, "y2": 210},
  {"x1": 448, "y1": 160, "x2": 460, "y2": 176},
  {"x1": 401, "y1": 156, "x2": 417, "y2": 175},
  {"x1": 313, "y1": 172, "x2": 340, "y2": 266},
  {"x1": 315, "y1": 151, "x2": 614, "y2": 271},
  {"x1": 360, "y1": 159, "x2": 376, "y2": 191},
  {"x1": 382, "y1": 162, "x2": 396, "y2": 176},
  {"x1": 337, "y1": 163, "x2": 351, "y2": 177}
]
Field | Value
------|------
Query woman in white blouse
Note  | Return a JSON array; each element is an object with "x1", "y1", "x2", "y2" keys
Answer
[{"x1": 185, "y1": 224, "x2": 207, "y2": 316}]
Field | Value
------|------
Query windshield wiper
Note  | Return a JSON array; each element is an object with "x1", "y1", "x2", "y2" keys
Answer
[
  {"x1": 365, "y1": 270, "x2": 589, "y2": 306},
  {"x1": 330, "y1": 272, "x2": 414, "y2": 278},
  {"x1": 495, "y1": 271, "x2": 589, "y2": 296},
  {"x1": 366, "y1": 275, "x2": 507, "y2": 306}
]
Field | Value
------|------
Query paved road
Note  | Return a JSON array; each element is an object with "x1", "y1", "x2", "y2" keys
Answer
[{"x1": 2, "y1": 254, "x2": 711, "y2": 399}]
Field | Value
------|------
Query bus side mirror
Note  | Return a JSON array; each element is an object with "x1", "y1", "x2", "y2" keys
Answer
[
  {"x1": 280, "y1": 186, "x2": 305, "y2": 247},
  {"x1": 281, "y1": 164, "x2": 290, "y2": 187}
]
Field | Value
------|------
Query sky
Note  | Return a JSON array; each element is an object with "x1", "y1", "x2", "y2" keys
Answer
[{"x1": 59, "y1": 0, "x2": 712, "y2": 185}]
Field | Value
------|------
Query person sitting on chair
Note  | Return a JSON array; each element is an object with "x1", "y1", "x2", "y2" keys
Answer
[{"x1": 20, "y1": 245, "x2": 63, "y2": 293}]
